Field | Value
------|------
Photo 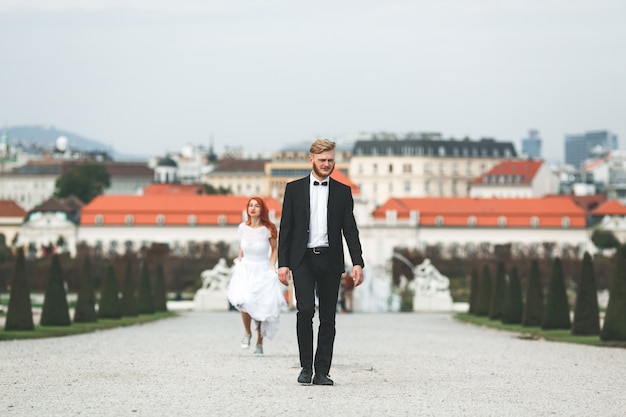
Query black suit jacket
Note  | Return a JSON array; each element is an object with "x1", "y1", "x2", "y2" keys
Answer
[{"x1": 278, "y1": 176, "x2": 364, "y2": 276}]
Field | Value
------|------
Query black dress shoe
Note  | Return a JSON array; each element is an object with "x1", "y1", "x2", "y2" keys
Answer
[
  {"x1": 298, "y1": 368, "x2": 313, "y2": 384},
  {"x1": 312, "y1": 374, "x2": 334, "y2": 386}
]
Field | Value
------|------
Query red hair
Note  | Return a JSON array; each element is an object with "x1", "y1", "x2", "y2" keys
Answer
[{"x1": 246, "y1": 196, "x2": 277, "y2": 238}]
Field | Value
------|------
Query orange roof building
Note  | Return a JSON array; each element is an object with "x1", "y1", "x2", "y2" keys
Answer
[
  {"x1": 78, "y1": 194, "x2": 282, "y2": 254},
  {"x1": 470, "y1": 160, "x2": 560, "y2": 198},
  {"x1": 373, "y1": 196, "x2": 586, "y2": 229},
  {"x1": 365, "y1": 196, "x2": 591, "y2": 256}
]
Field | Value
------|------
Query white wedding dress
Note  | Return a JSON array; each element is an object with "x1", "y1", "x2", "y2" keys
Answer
[{"x1": 227, "y1": 223, "x2": 287, "y2": 340}]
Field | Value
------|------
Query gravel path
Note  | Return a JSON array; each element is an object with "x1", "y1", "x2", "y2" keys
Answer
[{"x1": 1, "y1": 311, "x2": 625, "y2": 416}]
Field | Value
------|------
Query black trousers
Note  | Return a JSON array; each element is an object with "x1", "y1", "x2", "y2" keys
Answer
[{"x1": 293, "y1": 250, "x2": 341, "y2": 375}]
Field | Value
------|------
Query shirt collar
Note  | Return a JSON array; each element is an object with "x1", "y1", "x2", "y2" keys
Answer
[{"x1": 310, "y1": 173, "x2": 329, "y2": 185}]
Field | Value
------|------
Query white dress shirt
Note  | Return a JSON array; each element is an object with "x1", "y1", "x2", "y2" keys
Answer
[{"x1": 308, "y1": 173, "x2": 329, "y2": 248}]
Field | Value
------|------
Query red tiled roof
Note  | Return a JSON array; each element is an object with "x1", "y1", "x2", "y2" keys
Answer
[
  {"x1": 80, "y1": 195, "x2": 282, "y2": 226},
  {"x1": 142, "y1": 184, "x2": 203, "y2": 195},
  {"x1": 592, "y1": 199, "x2": 626, "y2": 216},
  {"x1": 472, "y1": 160, "x2": 542, "y2": 185},
  {"x1": 0, "y1": 199, "x2": 27, "y2": 217},
  {"x1": 372, "y1": 196, "x2": 586, "y2": 228},
  {"x1": 330, "y1": 170, "x2": 360, "y2": 196}
]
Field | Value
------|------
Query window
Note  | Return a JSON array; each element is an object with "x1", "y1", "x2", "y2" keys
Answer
[
  {"x1": 438, "y1": 146, "x2": 446, "y2": 156},
  {"x1": 404, "y1": 181, "x2": 411, "y2": 192},
  {"x1": 530, "y1": 216, "x2": 540, "y2": 228},
  {"x1": 467, "y1": 216, "x2": 477, "y2": 227},
  {"x1": 561, "y1": 216, "x2": 570, "y2": 228},
  {"x1": 156, "y1": 215, "x2": 165, "y2": 226},
  {"x1": 435, "y1": 216, "x2": 444, "y2": 227},
  {"x1": 125, "y1": 215, "x2": 134, "y2": 225},
  {"x1": 218, "y1": 215, "x2": 227, "y2": 226},
  {"x1": 95, "y1": 214, "x2": 104, "y2": 225},
  {"x1": 388, "y1": 164, "x2": 393, "y2": 174},
  {"x1": 497, "y1": 216, "x2": 507, "y2": 227},
  {"x1": 402, "y1": 164, "x2": 412, "y2": 174},
  {"x1": 373, "y1": 163, "x2": 378, "y2": 174}
]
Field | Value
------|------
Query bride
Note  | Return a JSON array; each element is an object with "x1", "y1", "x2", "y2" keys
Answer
[{"x1": 227, "y1": 196, "x2": 287, "y2": 355}]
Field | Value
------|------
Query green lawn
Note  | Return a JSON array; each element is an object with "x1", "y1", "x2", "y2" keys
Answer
[
  {"x1": 455, "y1": 313, "x2": 626, "y2": 349},
  {"x1": 1, "y1": 311, "x2": 177, "y2": 341}
]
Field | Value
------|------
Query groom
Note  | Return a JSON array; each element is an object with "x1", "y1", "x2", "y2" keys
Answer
[{"x1": 277, "y1": 138, "x2": 364, "y2": 386}]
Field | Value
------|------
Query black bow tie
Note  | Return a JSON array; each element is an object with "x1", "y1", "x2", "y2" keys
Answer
[{"x1": 313, "y1": 181, "x2": 328, "y2": 186}]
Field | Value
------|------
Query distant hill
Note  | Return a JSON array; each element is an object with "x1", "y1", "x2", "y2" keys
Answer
[{"x1": 4, "y1": 125, "x2": 146, "y2": 161}]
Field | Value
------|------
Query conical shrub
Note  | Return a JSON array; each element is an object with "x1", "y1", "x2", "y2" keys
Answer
[
  {"x1": 137, "y1": 261, "x2": 154, "y2": 314},
  {"x1": 475, "y1": 264, "x2": 492, "y2": 316},
  {"x1": 121, "y1": 258, "x2": 138, "y2": 317},
  {"x1": 74, "y1": 256, "x2": 97, "y2": 323},
  {"x1": 522, "y1": 259, "x2": 543, "y2": 327},
  {"x1": 4, "y1": 247, "x2": 34, "y2": 331},
  {"x1": 153, "y1": 264, "x2": 168, "y2": 312},
  {"x1": 541, "y1": 257, "x2": 571, "y2": 330},
  {"x1": 40, "y1": 254, "x2": 71, "y2": 326},
  {"x1": 600, "y1": 244, "x2": 626, "y2": 341},
  {"x1": 489, "y1": 261, "x2": 507, "y2": 320},
  {"x1": 468, "y1": 267, "x2": 479, "y2": 314},
  {"x1": 98, "y1": 264, "x2": 122, "y2": 319},
  {"x1": 502, "y1": 266, "x2": 523, "y2": 324},
  {"x1": 572, "y1": 252, "x2": 600, "y2": 335}
]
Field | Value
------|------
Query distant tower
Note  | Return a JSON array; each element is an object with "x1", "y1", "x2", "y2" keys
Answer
[
  {"x1": 565, "y1": 130, "x2": 619, "y2": 169},
  {"x1": 521, "y1": 129, "x2": 542, "y2": 159},
  {"x1": 207, "y1": 134, "x2": 217, "y2": 163}
]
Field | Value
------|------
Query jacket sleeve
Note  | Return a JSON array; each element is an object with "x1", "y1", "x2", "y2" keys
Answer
[
  {"x1": 278, "y1": 182, "x2": 294, "y2": 268},
  {"x1": 341, "y1": 186, "x2": 365, "y2": 269}
]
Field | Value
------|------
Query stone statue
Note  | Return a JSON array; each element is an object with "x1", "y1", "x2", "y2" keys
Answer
[
  {"x1": 200, "y1": 258, "x2": 231, "y2": 291},
  {"x1": 413, "y1": 258, "x2": 450, "y2": 294}
]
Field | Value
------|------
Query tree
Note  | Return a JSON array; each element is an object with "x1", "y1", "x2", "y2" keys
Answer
[
  {"x1": 489, "y1": 261, "x2": 507, "y2": 320},
  {"x1": 572, "y1": 252, "x2": 600, "y2": 335},
  {"x1": 40, "y1": 254, "x2": 71, "y2": 326},
  {"x1": 54, "y1": 163, "x2": 110, "y2": 204},
  {"x1": 98, "y1": 264, "x2": 122, "y2": 319},
  {"x1": 4, "y1": 247, "x2": 34, "y2": 331},
  {"x1": 153, "y1": 264, "x2": 168, "y2": 312},
  {"x1": 591, "y1": 229, "x2": 620, "y2": 251},
  {"x1": 137, "y1": 261, "x2": 154, "y2": 314},
  {"x1": 121, "y1": 258, "x2": 138, "y2": 317},
  {"x1": 74, "y1": 256, "x2": 97, "y2": 323},
  {"x1": 468, "y1": 267, "x2": 479, "y2": 314},
  {"x1": 502, "y1": 266, "x2": 523, "y2": 324},
  {"x1": 522, "y1": 259, "x2": 543, "y2": 327},
  {"x1": 600, "y1": 244, "x2": 626, "y2": 341},
  {"x1": 541, "y1": 257, "x2": 571, "y2": 330},
  {"x1": 475, "y1": 264, "x2": 492, "y2": 316}
]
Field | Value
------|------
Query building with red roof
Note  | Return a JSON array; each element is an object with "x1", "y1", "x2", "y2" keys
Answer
[
  {"x1": 366, "y1": 196, "x2": 590, "y2": 257},
  {"x1": 470, "y1": 160, "x2": 559, "y2": 198},
  {"x1": 0, "y1": 199, "x2": 27, "y2": 243},
  {"x1": 78, "y1": 194, "x2": 281, "y2": 255}
]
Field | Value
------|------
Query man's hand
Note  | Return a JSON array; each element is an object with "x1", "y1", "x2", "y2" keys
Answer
[
  {"x1": 278, "y1": 267, "x2": 291, "y2": 286},
  {"x1": 352, "y1": 265, "x2": 364, "y2": 287}
]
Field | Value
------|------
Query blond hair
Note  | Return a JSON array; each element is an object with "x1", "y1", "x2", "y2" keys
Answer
[{"x1": 309, "y1": 138, "x2": 336, "y2": 155}]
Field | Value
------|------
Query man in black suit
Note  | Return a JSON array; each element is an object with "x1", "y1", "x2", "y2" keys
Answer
[{"x1": 278, "y1": 138, "x2": 364, "y2": 386}]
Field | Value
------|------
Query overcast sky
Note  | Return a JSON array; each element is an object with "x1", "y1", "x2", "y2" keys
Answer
[{"x1": 1, "y1": 0, "x2": 624, "y2": 162}]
